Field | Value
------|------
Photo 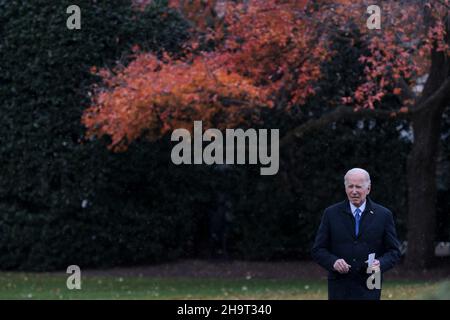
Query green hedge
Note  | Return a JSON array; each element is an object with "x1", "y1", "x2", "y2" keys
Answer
[{"x1": 0, "y1": 0, "x2": 194, "y2": 271}]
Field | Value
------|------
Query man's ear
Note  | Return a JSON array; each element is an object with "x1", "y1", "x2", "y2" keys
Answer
[{"x1": 367, "y1": 185, "x2": 371, "y2": 194}]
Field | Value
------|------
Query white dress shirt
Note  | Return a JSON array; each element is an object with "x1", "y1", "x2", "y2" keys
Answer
[{"x1": 350, "y1": 200, "x2": 366, "y2": 217}]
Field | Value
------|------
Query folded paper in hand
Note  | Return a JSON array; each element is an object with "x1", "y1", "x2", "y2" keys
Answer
[{"x1": 368, "y1": 253, "x2": 375, "y2": 267}]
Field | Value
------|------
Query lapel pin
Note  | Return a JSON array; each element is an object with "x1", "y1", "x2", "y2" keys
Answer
[{"x1": 370, "y1": 210, "x2": 374, "y2": 214}]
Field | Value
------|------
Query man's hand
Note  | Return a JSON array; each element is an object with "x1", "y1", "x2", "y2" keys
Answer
[
  {"x1": 333, "y1": 259, "x2": 351, "y2": 273},
  {"x1": 366, "y1": 258, "x2": 381, "y2": 273}
]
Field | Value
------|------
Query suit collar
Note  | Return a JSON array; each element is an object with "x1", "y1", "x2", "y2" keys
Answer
[
  {"x1": 350, "y1": 201, "x2": 366, "y2": 216},
  {"x1": 341, "y1": 197, "x2": 375, "y2": 215}
]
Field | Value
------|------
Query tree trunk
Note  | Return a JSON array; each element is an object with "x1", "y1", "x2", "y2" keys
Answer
[
  {"x1": 405, "y1": 108, "x2": 442, "y2": 269},
  {"x1": 405, "y1": 12, "x2": 450, "y2": 268}
]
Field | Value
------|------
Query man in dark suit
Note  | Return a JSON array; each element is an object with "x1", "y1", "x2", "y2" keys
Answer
[{"x1": 311, "y1": 168, "x2": 401, "y2": 300}]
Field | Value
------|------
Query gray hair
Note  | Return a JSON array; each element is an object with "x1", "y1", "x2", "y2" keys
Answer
[{"x1": 344, "y1": 168, "x2": 371, "y2": 188}]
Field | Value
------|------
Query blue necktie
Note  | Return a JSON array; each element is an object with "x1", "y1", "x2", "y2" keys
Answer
[{"x1": 354, "y1": 208, "x2": 361, "y2": 236}]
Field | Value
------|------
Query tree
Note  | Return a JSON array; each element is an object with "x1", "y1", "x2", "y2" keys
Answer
[{"x1": 83, "y1": 0, "x2": 450, "y2": 269}]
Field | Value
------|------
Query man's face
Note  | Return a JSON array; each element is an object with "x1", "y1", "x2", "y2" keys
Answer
[{"x1": 345, "y1": 173, "x2": 370, "y2": 207}]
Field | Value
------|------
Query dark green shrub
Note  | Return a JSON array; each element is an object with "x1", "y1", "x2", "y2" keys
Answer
[{"x1": 0, "y1": 0, "x2": 192, "y2": 270}]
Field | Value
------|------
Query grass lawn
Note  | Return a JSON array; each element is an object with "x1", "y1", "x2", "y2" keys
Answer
[{"x1": 0, "y1": 273, "x2": 446, "y2": 299}]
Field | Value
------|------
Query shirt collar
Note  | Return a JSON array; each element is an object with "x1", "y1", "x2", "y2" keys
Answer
[{"x1": 349, "y1": 200, "x2": 366, "y2": 217}]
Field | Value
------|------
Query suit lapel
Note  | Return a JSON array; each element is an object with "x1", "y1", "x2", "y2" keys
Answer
[
  {"x1": 357, "y1": 198, "x2": 376, "y2": 238},
  {"x1": 340, "y1": 200, "x2": 357, "y2": 238}
]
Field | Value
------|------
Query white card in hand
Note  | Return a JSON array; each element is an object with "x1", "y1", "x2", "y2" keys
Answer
[{"x1": 368, "y1": 253, "x2": 375, "y2": 267}]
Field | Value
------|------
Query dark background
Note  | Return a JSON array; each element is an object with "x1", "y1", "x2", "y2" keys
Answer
[{"x1": 0, "y1": 0, "x2": 448, "y2": 271}]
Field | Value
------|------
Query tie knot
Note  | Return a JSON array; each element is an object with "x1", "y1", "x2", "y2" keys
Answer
[{"x1": 355, "y1": 208, "x2": 361, "y2": 217}]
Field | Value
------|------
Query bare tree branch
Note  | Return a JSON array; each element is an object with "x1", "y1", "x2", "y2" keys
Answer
[
  {"x1": 411, "y1": 76, "x2": 450, "y2": 113},
  {"x1": 397, "y1": 77, "x2": 417, "y2": 102},
  {"x1": 280, "y1": 106, "x2": 409, "y2": 148}
]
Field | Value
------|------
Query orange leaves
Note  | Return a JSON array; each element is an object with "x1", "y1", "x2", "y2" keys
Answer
[
  {"x1": 219, "y1": 0, "x2": 329, "y2": 105},
  {"x1": 84, "y1": 0, "x2": 448, "y2": 150},
  {"x1": 131, "y1": 44, "x2": 141, "y2": 53},
  {"x1": 399, "y1": 106, "x2": 409, "y2": 113},
  {"x1": 341, "y1": 97, "x2": 353, "y2": 105},
  {"x1": 296, "y1": 1, "x2": 443, "y2": 111},
  {"x1": 83, "y1": 52, "x2": 269, "y2": 150},
  {"x1": 393, "y1": 88, "x2": 402, "y2": 95},
  {"x1": 83, "y1": 0, "x2": 330, "y2": 150}
]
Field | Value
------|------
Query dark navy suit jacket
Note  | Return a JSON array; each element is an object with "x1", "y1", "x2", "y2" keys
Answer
[{"x1": 311, "y1": 197, "x2": 401, "y2": 300}]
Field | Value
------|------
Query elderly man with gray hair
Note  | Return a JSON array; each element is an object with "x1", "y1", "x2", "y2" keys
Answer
[{"x1": 312, "y1": 168, "x2": 401, "y2": 300}]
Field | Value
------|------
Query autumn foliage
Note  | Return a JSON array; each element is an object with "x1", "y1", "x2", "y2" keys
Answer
[{"x1": 83, "y1": 0, "x2": 450, "y2": 150}]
